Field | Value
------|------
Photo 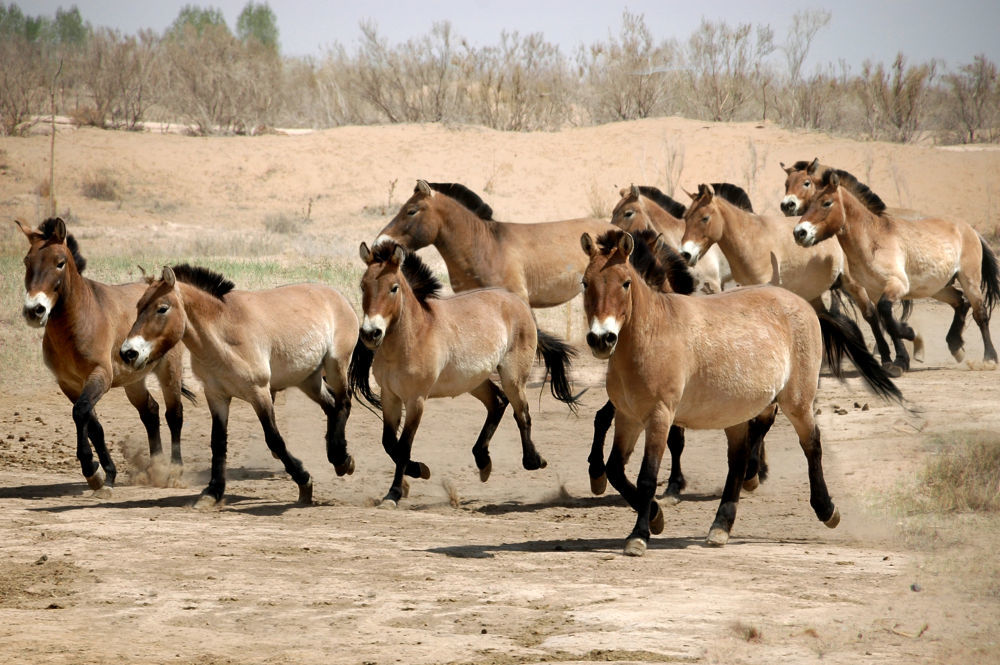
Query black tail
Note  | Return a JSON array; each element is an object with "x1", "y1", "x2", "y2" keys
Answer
[
  {"x1": 980, "y1": 235, "x2": 1000, "y2": 315},
  {"x1": 180, "y1": 383, "x2": 197, "y2": 404},
  {"x1": 536, "y1": 329, "x2": 581, "y2": 413},
  {"x1": 818, "y1": 311, "x2": 902, "y2": 403},
  {"x1": 348, "y1": 338, "x2": 381, "y2": 410}
]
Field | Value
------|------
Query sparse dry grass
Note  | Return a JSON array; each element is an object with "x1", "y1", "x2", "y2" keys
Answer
[
  {"x1": 910, "y1": 433, "x2": 1000, "y2": 513},
  {"x1": 81, "y1": 169, "x2": 120, "y2": 201}
]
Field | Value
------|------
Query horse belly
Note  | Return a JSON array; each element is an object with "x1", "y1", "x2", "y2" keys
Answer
[
  {"x1": 267, "y1": 330, "x2": 329, "y2": 390},
  {"x1": 672, "y1": 364, "x2": 786, "y2": 430},
  {"x1": 429, "y1": 346, "x2": 506, "y2": 398}
]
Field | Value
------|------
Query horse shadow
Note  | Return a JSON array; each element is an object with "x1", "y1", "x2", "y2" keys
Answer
[
  {"x1": 427, "y1": 534, "x2": 713, "y2": 557},
  {"x1": 472, "y1": 490, "x2": 720, "y2": 516}
]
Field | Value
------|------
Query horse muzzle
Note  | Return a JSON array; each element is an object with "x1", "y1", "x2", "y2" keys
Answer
[
  {"x1": 359, "y1": 326, "x2": 384, "y2": 350},
  {"x1": 119, "y1": 337, "x2": 152, "y2": 370},
  {"x1": 679, "y1": 241, "x2": 701, "y2": 266},
  {"x1": 586, "y1": 331, "x2": 618, "y2": 359},
  {"x1": 780, "y1": 196, "x2": 802, "y2": 216},
  {"x1": 22, "y1": 304, "x2": 48, "y2": 328},
  {"x1": 792, "y1": 222, "x2": 817, "y2": 247}
]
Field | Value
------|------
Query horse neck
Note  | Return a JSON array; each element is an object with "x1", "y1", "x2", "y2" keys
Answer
[
  {"x1": 431, "y1": 200, "x2": 501, "y2": 290},
  {"x1": 617, "y1": 269, "x2": 675, "y2": 350},
  {"x1": 45, "y1": 267, "x2": 99, "y2": 343},
  {"x1": 379, "y1": 285, "x2": 432, "y2": 362},
  {"x1": 833, "y1": 190, "x2": 882, "y2": 263},
  {"x1": 174, "y1": 282, "x2": 227, "y2": 357},
  {"x1": 712, "y1": 202, "x2": 772, "y2": 282},
  {"x1": 643, "y1": 200, "x2": 684, "y2": 244}
]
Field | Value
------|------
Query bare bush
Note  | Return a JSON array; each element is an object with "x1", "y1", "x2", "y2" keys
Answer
[
  {"x1": 81, "y1": 169, "x2": 120, "y2": 201},
  {"x1": 0, "y1": 37, "x2": 46, "y2": 135},
  {"x1": 943, "y1": 54, "x2": 1000, "y2": 143},
  {"x1": 856, "y1": 53, "x2": 938, "y2": 142}
]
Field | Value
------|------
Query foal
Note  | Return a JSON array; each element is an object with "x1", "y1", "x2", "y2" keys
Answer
[
  {"x1": 120, "y1": 265, "x2": 359, "y2": 505},
  {"x1": 794, "y1": 169, "x2": 1000, "y2": 367},
  {"x1": 349, "y1": 241, "x2": 580, "y2": 507},
  {"x1": 16, "y1": 218, "x2": 191, "y2": 492},
  {"x1": 582, "y1": 229, "x2": 901, "y2": 556}
]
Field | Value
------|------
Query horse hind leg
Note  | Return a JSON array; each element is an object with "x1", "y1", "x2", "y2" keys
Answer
[
  {"x1": 780, "y1": 398, "x2": 839, "y2": 530},
  {"x1": 662, "y1": 425, "x2": 686, "y2": 505},
  {"x1": 743, "y1": 403, "x2": 778, "y2": 491},
  {"x1": 588, "y1": 400, "x2": 615, "y2": 495},
  {"x1": 251, "y1": 391, "x2": 313, "y2": 505},
  {"x1": 498, "y1": 369, "x2": 546, "y2": 471},
  {"x1": 468, "y1": 380, "x2": 509, "y2": 482},
  {"x1": 302, "y1": 366, "x2": 355, "y2": 476}
]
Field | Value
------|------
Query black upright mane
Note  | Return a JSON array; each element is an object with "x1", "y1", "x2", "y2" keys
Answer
[
  {"x1": 710, "y1": 183, "x2": 754, "y2": 213},
  {"x1": 38, "y1": 217, "x2": 86, "y2": 273},
  {"x1": 636, "y1": 186, "x2": 687, "y2": 219},
  {"x1": 427, "y1": 182, "x2": 495, "y2": 221},
  {"x1": 370, "y1": 242, "x2": 443, "y2": 306},
  {"x1": 790, "y1": 159, "x2": 815, "y2": 172},
  {"x1": 170, "y1": 264, "x2": 236, "y2": 300},
  {"x1": 595, "y1": 229, "x2": 695, "y2": 296},
  {"x1": 821, "y1": 169, "x2": 886, "y2": 216}
]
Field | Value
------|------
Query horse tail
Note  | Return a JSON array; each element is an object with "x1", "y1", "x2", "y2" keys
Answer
[
  {"x1": 180, "y1": 383, "x2": 198, "y2": 404},
  {"x1": 536, "y1": 329, "x2": 582, "y2": 412},
  {"x1": 979, "y1": 234, "x2": 1000, "y2": 315},
  {"x1": 348, "y1": 338, "x2": 382, "y2": 410},
  {"x1": 817, "y1": 311, "x2": 902, "y2": 403},
  {"x1": 899, "y1": 299, "x2": 913, "y2": 323}
]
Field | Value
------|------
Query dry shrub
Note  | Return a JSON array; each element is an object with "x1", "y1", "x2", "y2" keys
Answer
[
  {"x1": 731, "y1": 621, "x2": 763, "y2": 643},
  {"x1": 912, "y1": 433, "x2": 1000, "y2": 513},
  {"x1": 263, "y1": 212, "x2": 307, "y2": 234},
  {"x1": 81, "y1": 169, "x2": 120, "y2": 201}
]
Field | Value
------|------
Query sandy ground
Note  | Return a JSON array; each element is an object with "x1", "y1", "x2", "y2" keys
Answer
[{"x1": 2, "y1": 119, "x2": 1000, "y2": 663}]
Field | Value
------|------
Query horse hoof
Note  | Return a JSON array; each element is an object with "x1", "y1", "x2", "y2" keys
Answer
[
  {"x1": 883, "y1": 363, "x2": 903, "y2": 378},
  {"x1": 418, "y1": 463, "x2": 431, "y2": 480},
  {"x1": 85, "y1": 467, "x2": 106, "y2": 491},
  {"x1": 378, "y1": 498, "x2": 398, "y2": 510},
  {"x1": 742, "y1": 474, "x2": 760, "y2": 492},
  {"x1": 297, "y1": 479, "x2": 314, "y2": 505},
  {"x1": 661, "y1": 492, "x2": 681, "y2": 506},
  {"x1": 649, "y1": 500, "x2": 664, "y2": 536},
  {"x1": 953, "y1": 347, "x2": 966, "y2": 363},
  {"x1": 479, "y1": 461, "x2": 492, "y2": 483},
  {"x1": 706, "y1": 526, "x2": 730, "y2": 547},
  {"x1": 523, "y1": 456, "x2": 547, "y2": 471},
  {"x1": 194, "y1": 494, "x2": 219, "y2": 510},
  {"x1": 913, "y1": 334, "x2": 925, "y2": 362},
  {"x1": 90, "y1": 486, "x2": 113, "y2": 500},
  {"x1": 623, "y1": 537, "x2": 647, "y2": 557},
  {"x1": 824, "y1": 507, "x2": 841, "y2": 529},
  {"x1": 334, "y1": 455, "x2": 355, "y2": 476},
  {"x1": 590, "y1": 473, "x2": 607, "y2": 495}
]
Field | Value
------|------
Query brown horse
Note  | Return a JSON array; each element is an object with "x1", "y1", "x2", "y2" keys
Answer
[
  {"x1": 780, "y1": 158, "x2": 921, "y2": 219},
  {"x1": 373, "y1": 180, "x2": 609, "y2": 307},
  {"x1": 349, "y1": 241, "x2": 579, "y2": 507},
  {"x1": 119, "y1": 265, "x2": 359, "y2": 505},
  {"x1": 793, "y1": 169, "x2": 1000, "y2": 368},
  {"x1": 581, "y1": 229, "x2": 901, "y2": 556},
  {"x1": 16, "y1": 217, "x2": 191, "y2": 493},
  {"x1": 609, "y1": 183, "x2": 742, "y2": 294},
  {"x1": 678, "y1": 183, "x2": 912, "y2": 371}
]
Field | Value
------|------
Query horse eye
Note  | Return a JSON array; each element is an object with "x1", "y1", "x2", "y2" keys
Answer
[
  {"x1": 623, "y1": 210, "x2": 634, "y2": 218},
  {"x1": 157, "y1": 304, "x2": 170, "y2": 314},
  {"x1": 803, "y1": 181, "x2": 811, "y2": 188},
  {"x1": 822, "y1": 200, "x2": 834, "y2": 208},
  {"x1": 56, "y1": 259, "x2": 66, "y2": 269},
  {"x1": 701, "y1": 215, "x2": 710, "y2": 224},
  {"x1": 407, "y1": 208, "x2": 418, "y2": 217},
  {"x1": 390, "y1": 284, "x2": 399, "y2": 294},
  {"x1": 580, "y1": 280, "x2": 588, "y2": 290},
  {"x1": 623, "y1": 279, "x2": 632, "y2": 290}
]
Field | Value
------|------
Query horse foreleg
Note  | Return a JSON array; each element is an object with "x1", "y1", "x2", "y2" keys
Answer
[
  {"x1": 155, "y1": 352, "x2": 185, "y2": 465},
  {"x1": 252, "y1": 392, "x2": 313, "y2": 504},
  {"x1": 706, "y1": 422, "x2": 751, "y2": 546},
  {"x1": 380, "y1": 391, "x2": 429, "y2": 483},
  {"x1": 877, "y1": 296, "x2": 915, "y2": 375},
  {"x1": 839, "y1": 278, "x2": 894, "y2": 366},
  {"x1": 67, "y1": 374, "x2": 113, "y2": 490},
  {"x1": 124, "y1": 381, "x2": 163, "y2": 462},
  {"x1": 662, "y1": 425, "x2": 686, "y2": 504},
  {"x1": 383, "y1": 398, "x2": 426, "y2": 507},
  {"x1": 623, "y1": 411, "x2": 671, "y2": 557},
  {"x1": 588, "y1": 400, "x2": 615, "y2": 495},
  {"x1": 200, "y1": 395, "x2": 231, "y2": 505},
  {"x1": 468, "y1": 381, "x2": 509, "y2": 482}
]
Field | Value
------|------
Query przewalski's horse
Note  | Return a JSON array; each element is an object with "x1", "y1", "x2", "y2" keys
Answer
[
  {"x1": 793, "y1": 169, "x2": 1000, "y2": 368},
  {"x1": 609, "y1": 183, "x2": 741, "y2": 294},
  {"x1": 16, "y1": 217, "x2": 192, "y2": 493},
  {"x1": 373, "y1": 180, "x2": 610, "y2": 307},
  {"x1": 581, "y1": 229, "x2": 902, "y2": 556},
  {"x1": 119, "y1": 265, "x2": 359, "y2": 506},
  {"x1": 349, "y1": 241, "x2": 580, "y2": 507},
  {"x1": 586, "y1": 229, "x2": 779, "y2": 503},
  {"x1": 678, "y1": 183, "x2": 913, "y2": 372},
  {"x1": 780, "y1": 158, "x2": 921, "y2": 219}
]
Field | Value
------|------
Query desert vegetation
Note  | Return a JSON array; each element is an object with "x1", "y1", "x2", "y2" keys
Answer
[{"x1": 1, "y1": 4, "x2": 997, "y2": 143}]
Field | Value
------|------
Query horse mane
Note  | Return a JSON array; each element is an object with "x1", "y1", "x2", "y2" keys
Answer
[
  {"x1": 636, "y1": 186, "x2": 687, "y2": 219},
  {"x1": 427, "y1": 182, "x2": 495, "y2": 221},
  {"x1": 370, "y1": 242, "x2": 443, "y2": 306},
  {"x1": 790, "y1": 160, "x2": 815, "y2": 172},
  {"x1": 170, "y1": 264, "x2": 236, "y2": 300},
  {"x1": 38, "y1": 217, "x2": 86, "y2": 273},
  {"x1": 820, "y1": 168, "x2": 887, "y2": 216},
  {"x1": 710, "y1": 183, "x2": 754, "y2": 213},
  {"x1": 595, "y1": 229, "x2": 695, "y2": 295}
]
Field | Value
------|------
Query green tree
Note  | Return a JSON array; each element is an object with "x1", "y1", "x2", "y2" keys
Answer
[
  {"x1": 53, "y1": 5, "x2": 87, "y2": 45},
  {"x1": 168, "y1": 4, "x2": 228, "y2": 38},
  {"x1": 236, "y1": 1, "x2": 278, "y2": 52}
]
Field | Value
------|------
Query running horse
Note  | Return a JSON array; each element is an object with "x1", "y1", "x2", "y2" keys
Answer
[
  {"x1": 581, "y1": 228, "x2": 902, "y2": 556},
  {"x1": 15, "y1": 217, "x2": 192, "y2": 493},
  {"x1": 120, "y1": 264, "x2": 359, "y2": 505},
  {"x1": 793, "y1": 169, "x2": 1000, "y2": 368},
  {"x1": 349, "y1": 241, "x2": 580, "y2": 507},
  {"x1": 779, "y1": 158, "x2": 921, "y2": 219}
]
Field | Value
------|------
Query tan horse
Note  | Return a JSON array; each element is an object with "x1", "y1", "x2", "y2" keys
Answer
[
  {"x1": 373, "y1": 180, "x2": 609, "y2": 307},
  {"x1": 16, "y1": 217, "x2": 191, "y2": 493},
  {"x1": 119, "y1": 265, "x2": 359, "y2": 505},
  {"x1": 581, "y1": 229, "x2": 901, "y2": 556},
  {"x1": 609, "y1": 183, "x2": 738, "y2": 293},
  {"x1": 678, "y1": 183, "x2": 912, "y2": 371},
  {"x1": 793, "y1": 169, "x2": 1000, "y2": 367},
  {"x1": 349, "y1": 241, "x2": 579, "y2": 507},
  {"x1": 780, "y1": 158, "x2": 921, "y2": 219}
]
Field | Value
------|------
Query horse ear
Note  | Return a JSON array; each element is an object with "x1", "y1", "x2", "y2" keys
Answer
[
  {"x1": 161, "y1": 266, "x2": 176, "y2": 288},
  {"x1": 829, "y1": 171, "x2": 840, "y2": 188},
  {"x1": 14, "y1": 219, "x2": 36, "y2": 241},
  {"x1": 391, "y1": 245, "x2": 406, "y2": 266},
  {"x1": 580, "y1": 233, "x2": 595, "y2": 257},
  {"x1": 807, "y1": 158, "x2": 820, "y2": 175},
  {"x1": 415, "y1": 180, "x2": 432, "y2": 197},
  {"x1": 780, "y1": 161, "x2": 793, "y2": 175},
  {"x1": 137, "y1": 264, "x2": 151, "y2": 283},
  {"x1": 618, "y1": 186, "x2": 629, "y2": 198},
  {"x1": 629, "y1": 184, "x2": 640, "y2": 199},
  {"x1": 682, "y1": 187, "x2": 697, "y2": 201},
  {"x1": 617, "y1": 232, "x2": 634, "y2": 258},
  {"x1": 698, "y1": 184, "x2": 713, "y2": 201},
  {"x1": 705, "y1": 183, "x2": 716, "y2": 197},
  {"x1": 51, "y1": 217, "x2": 67, "y2": 243},
  {"x1": 359, "y1": 241, "x2": 373, "y2": 264}
]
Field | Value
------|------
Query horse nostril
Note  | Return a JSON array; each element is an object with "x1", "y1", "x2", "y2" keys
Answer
[
  {"x1": 794, "y1": 228, "x2": 806, "y2": 240},
  {"x1": 680, "y1": 251, "x2": 692, "y2": 263},
  {"x1": 121, "y1": 348, "x2": 138, "y2": 363},
  {"x1": 604, "y1": 332, "x2": 617, "y2": 346},
  {"x1": 34, "y1": 305, "x2": 46, "y2": 316},
  {"x1": 586, "y1": 332, "x2": 599, "y2": 348}
]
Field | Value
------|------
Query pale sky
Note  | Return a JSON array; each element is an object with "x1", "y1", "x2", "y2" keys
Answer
[{"x1": 26, "y1": 0, "x2": 1000, "y2": 72}]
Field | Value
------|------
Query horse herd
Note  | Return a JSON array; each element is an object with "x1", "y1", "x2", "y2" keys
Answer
[{"x1": 15, "y1": 159, "x2": 998, "y2": 557}]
